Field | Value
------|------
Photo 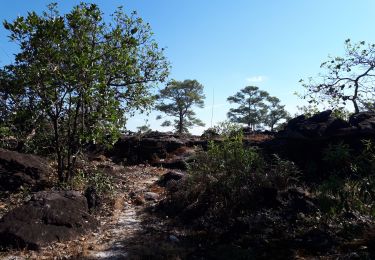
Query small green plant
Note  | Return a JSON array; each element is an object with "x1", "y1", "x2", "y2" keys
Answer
[
  {"x1": 69, "y1": 170, "x2": 87, "y2": 190},
  {"x1": 212, "y1": 120, "x2": 242, "y2": 137},
  {"x1": 323, "y1": 142, "x2": 351, "y2": 167},
  {"x1": 62, "y1": 170, "x2": 114, "y2": 196},
  {"x1": 86, "y1": 171, "x2": 115, "y2": 196},
  {"x1": 351, "y1": 139, "x2": 375, "y2": 175},
  {"x1": 318, "y1": 139, "x2": 375, "y2": 216},
  {"x1": 317, "y1": 175, "x2": 375, "y2": 216}
]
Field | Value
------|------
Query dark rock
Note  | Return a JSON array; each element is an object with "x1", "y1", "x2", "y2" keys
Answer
[
  {"x1": 242, "y1": 126, "x2": 253, "y2": 135},
  {"x1": 110, "y1": 132, "x2": 186, "y2": 165},
  {"x1": 349, "y1": 111, "x2": 375, "y2": 126},
  {"x1": 0, "y1": 149, "x2": 51, "y2": 192},
  {"x1": 279, "y1": 187, "x2": 318, "y2": 215},
  {"x1": 309, "y1": 110, "x2": 332, "y2": 123},
  {"x1": 286, "y1": 114, "x2": 306, "y2": 130},
  {"x1": 144, "y1": 192, "x2": 159, "y2": 201},
  {"x1": 157, "y1": 171, "x2": 185, "y2": 187},
  {"x1": 263, "y1": 110, "x2": 375, "y2": 179},
  {"x1": 325, "y1": 117, "x2": 351, "y2": 134},
  {"x1": 109, "y1": 131, "x2": 205, "y2": 169},
  {"x1": 282, "y1": 110, "x2": 350, "y2": 139},
  {"x1": 85, "y1": 186, "x2": 100, "y2": 211},
  {"x1": 0, "y1": 190, "x2": 98, "y2": 250},
  {"x1": 153, "y1": 157, "x2": 188, "y2": 170},
  {"x1": 254, "y1": 187, "x2": 279, "y2": 208},
  {"x1": 297, "y1": 228, "x2": 336, "y2": 252}
]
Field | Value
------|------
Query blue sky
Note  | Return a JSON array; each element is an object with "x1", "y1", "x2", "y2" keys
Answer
[{"x1": 1, "y1": 1, "x2": 375, "y2": 134}]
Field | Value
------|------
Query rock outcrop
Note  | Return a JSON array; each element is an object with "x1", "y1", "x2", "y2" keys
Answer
[
  {"x1": 157, "y1": 170, "x2": 185, "y2": 187},
  {"x1": 279, "y1": 110, "x2": 375, "y2": 140},
  {"x1": 0, "y1": 148, "x2": 51, "y2": 192},
  {"x1": 0, "y1": 190, "x2": 98, "y2": 250},
  {"x1": 110, "y1": 131, "x2": 204, "y2": 169},
  {"x1": 263, "y1": 110, "x2": 375, "y2": 175}
]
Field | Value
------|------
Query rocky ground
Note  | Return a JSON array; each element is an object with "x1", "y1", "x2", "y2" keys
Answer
[
  {"x1": 0, "y1": 162, "x2": 178, "y2": 259},
  {"x1": 1, "y1": 111, "x2": 375, "y2": 259}
]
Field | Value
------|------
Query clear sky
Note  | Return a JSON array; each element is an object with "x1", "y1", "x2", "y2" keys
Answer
[{"x1": 1, "y1": 1, "x2": 375, "y2": 134}]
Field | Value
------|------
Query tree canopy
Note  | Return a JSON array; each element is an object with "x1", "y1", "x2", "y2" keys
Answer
[
  {"x1": 301, "y1": 39, "x2": 375, "y2": 113},
  {"x1": 265, "y1": 96, "x2": 290, "y2": 131},
  {"x1": 227, "y1": 86, "x2": 269, "y2": 130},
  {"x1": 0, "y1": 3, "x2": 169, "y2": 181},
  {"x1": 227, "y1": 86, "x2": 289, "y2": 131},
  {"x1": 156, "y1": 79, "x2": 205, "y2": 134}
]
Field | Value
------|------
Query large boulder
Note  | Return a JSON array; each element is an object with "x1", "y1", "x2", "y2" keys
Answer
[
  {"x1": 110, "y1": 131, "x2": 185, "y2": 164},
  {"x1": 0, "y1": 149, "x2": 51, "y2": 192},
  {"x1": 157, "y1": 170, "x2": 185, "y2": 187},
  {"x1": 349, "y1": 111, "x2": 375, "y2": 132},
  {"x1": 262, "y1": 110, "x2": 375, "y2": 177},
  {"x1": 0, "y1": 190, "x2": 98, "y2": 250},
  {"x1": 110, "y1": 131, "x2": 204, "y2": 169},
  {"x1": 281, "y1": 110, "x2": 350, "y2": 138}
]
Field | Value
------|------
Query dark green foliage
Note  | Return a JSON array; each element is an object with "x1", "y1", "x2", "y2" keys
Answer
[
  {"x1": 64, "y1": 170, "x2": 114, "y2": 196},
  {"x1": 137, "y1": 124, "x2": 152, "y2": 134},
  {"x1": 227, "y1": 86, "x2": 289, "y2": 131},
  {"x1": 301, "y1": 39, "x2": 375, "y2": 113},
  {"x1": 156, "y1": 79, "x2": 205, "y2": 134},
  {"x1": 203, "y1": 120, "x2": 242, "y2": 138},
  {"x1": 227, "y1": 86, "x2": 269, "y2": 130},
  {"x1": 322, "y1": 142, "x2": 352, "y2": 173},
  {"x1": 317, "y1": 175, "x2": 375, "y2": 216},
  {"x1": 265, "y1": 96, "x2": 291, "y2": 131},
  {"x1": 317, "y1": 140, "x2": 375, "y2": 216},
  {"x1": 0, "y1": 3, "x2": 169, "y2": 181},
  {"x1": 171, "y1": 132, "x2": 299, "y2": 224}
]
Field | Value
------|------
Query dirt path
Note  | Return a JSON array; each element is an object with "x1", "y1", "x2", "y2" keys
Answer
[
  {"x1": 0, "y1": 164, "x2": 172, "y2": 260},
  {"x1": 84, "y1": 172, "x2": 162, "y2": 259}
]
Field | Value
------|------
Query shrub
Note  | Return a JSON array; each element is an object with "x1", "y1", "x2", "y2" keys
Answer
[
  {"x1": 322, "y1": 141, "x2": 352, "y2": 175},
  {"x1": 317, "y1": 140, "x2": 375, "y2": 216},
  {"x1": 322, "y1": 140, "x2": 375, "y2": 177},
  {"x1": 64, "y1": 170, "x2": 114, "y2": 196},
  {"x1": 202, "y1": 121, "x2": 242, "y2": 139},
  {"x1": 168, "y1": 132, "x2": 299, "y2": 224},
  {"x1": 317, "y1": 175, "x2": 375, "y2": 216}
]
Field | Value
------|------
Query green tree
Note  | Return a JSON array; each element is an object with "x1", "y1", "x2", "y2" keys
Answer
[
  {"x1": 1, "y1": 3, "x2": 169, "y2": 181},
  {"x1": 137, "y1": 120, "x2": 151, "y2": 134},
  {"x1": 301, "y1": 39, "x2": 375, "y2": 113},
  {"x1": 265, "y1": 96, "x2": 290, "y2": 131},
  {"x1": 156, "y1": 79, "x2": 205, "y2": 134},
  {"x1": 227, "y1": 86, "x2": 269, "y2": 130}
]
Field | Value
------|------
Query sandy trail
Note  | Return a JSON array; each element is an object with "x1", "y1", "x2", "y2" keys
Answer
[{"x1": 84, "y1": 172, "x2": 162, "y2": 260}]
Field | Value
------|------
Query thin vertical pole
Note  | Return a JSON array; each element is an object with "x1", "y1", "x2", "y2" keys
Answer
[{"x1": 211, "y1": 87, "x2": 214, "y2": 128}]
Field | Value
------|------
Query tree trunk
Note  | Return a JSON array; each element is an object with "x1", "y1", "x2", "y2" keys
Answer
[
  {"x1": 178, "y1": 113, "x2": 183, "y2": 135},
  {"x1": 353, "y1": 82, "x2": 360, "y2": 113},
  {"x1": 57, "y1": 152, "x2": 64, "y2": 182},
  {"x1": 52, "y1": 115, "x2": 65, "y2": 182},
  {"x1": 353, "y1": 99, "x2": 359, "y2": 114}
]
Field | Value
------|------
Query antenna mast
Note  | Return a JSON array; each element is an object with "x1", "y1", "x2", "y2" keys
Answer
[{"x1": 211, "y1": 87, "x2": 214, "y2": 127}]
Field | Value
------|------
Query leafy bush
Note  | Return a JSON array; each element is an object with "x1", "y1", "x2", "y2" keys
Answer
[
  {"x1": 201, "y1": 121, "x2": 243, "y2": 139},
  {"x1": 64, "y1": 170, "x2": 114, "y2": 196},
  {"x1": 0, "y1": 126, "x2": 16, "y2": 149},
  {"x1": 318, "y1": 140, "x2": 375, "y2": 216},
  {"x1": 168, "y1": 133, "x2": 299, "y2": 223},
  {"x1": 86, "y1": 171, "x2": 115, "y2": 196},
  {"x1": 317, "y1": 175, "x2": 375, "y2": 216},
  {"x1": 322, "y1": 141, "x2": 352, "y2": 175}
]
